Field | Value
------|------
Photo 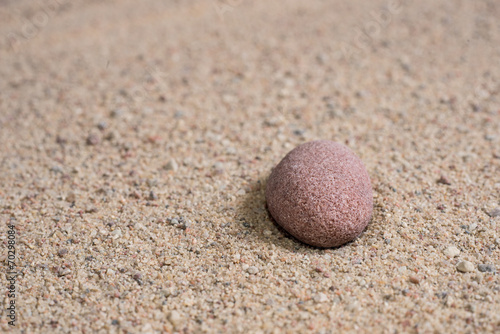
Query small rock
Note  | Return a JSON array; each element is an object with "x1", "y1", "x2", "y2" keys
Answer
[
  {"x1": 457, "y1": 261, "x2": 475, "y2": 273},
  {"x1": 66, "y1": 192, "x2": 76, "y2": 203},
  {"x1": 444, "y1": 295, "x2": 454, "y2": 307},
  {"x1": 105, "y1": 131, "x2": 117, "y2": 141},
  {"x1": 146, "y1": 179, "x2": 158, "y2": 187},
  {"x1": 50, "y1": 166, "x2": 63, "y2": 173},
  {"x1": 465, "y1": 304, "x2": 476, "y2": 312},
  {"x1": 86, "y1": 133, "x2": 101, "y2": 146},
  {"x1": 213, "y1": 162, "x2": 224, "y2": 175},
  {"x1": 409, "y1": 276, "x2": 420, "y2": 284},
  {"x1": 56, "y1": 135, "x2": 67, "y2": 145},
  {"x1": 293, "y1": 129, "x2": 305, "y2": 136},
  {"x1": 179, "y1": 221, "x2": 191, "y2": 230},
  {"x1": 488, "y1": 207, "x2": 500, "y2": 217},
  {"x1": 58, "y1": 249, "x2": 68, "y2": 257},
  {"x1": 484, "y1": 134, "x2": 496, "y2": 141},
  {"x1": 313, "y1": 293, "x2": 328, "y2": 303},
  {"x1": 477, "y1": 264, "x2": 495, "y2": 273},
  {"x1": 247, "y1": 266, "x2": 259, "y2": 275},
  {"x1": 85, "y1": 205, "x2": 98, "y2": 213},
  {"x1": 437, "y1": 175, "x2": 451, "y2": 185},
  {"x1": 443, "y1": 246, "x2": 460, "y2": 258},
  {"x1": 58, "y1": 268, "x2": 71, "y2": 276},
  {"x1": 170, "y1": 218, "x2": 179, "y2": 226},
  {"x1": 110, "y1": 228, "x2": 122, "y2": 240},
  {"x1": 132, "y1": 272, "x2": 143, "y2": 284},
  {"x1": 163, "y1": 159, "x2": 178, "y2": 171},
  {"x1": 232, "y1": 253, "x2": 240, "y2": 263},
  {"x1": 167, "y1": 310, "x2": 183, "y2": 328},
  {"x1": 148, "y1": 191, "x2": 158, "y2": 201},
  {"x1": 111, "y1": 109, "x2": 125, "y2": 118},
  {"x1": 142, "y1": 323, "x2": 153, "y2": 333}
]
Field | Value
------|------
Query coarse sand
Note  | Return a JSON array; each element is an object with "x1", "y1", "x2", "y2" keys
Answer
[{"x1": 0, "y1": 0, "x2": 499, "y2": 333}]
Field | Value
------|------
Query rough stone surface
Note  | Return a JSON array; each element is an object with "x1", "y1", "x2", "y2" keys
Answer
[
  {"x1": 443, "y1": 246, "x2": 461, "y2": 258},
  {"x1": 266, "y1": 140, "x2": 373, "y2": 247},
  {"x1": 457, "y1": 261, "x2": 475, "y2": 273}
]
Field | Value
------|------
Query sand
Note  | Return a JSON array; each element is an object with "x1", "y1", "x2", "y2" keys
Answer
[{"x1": 0, "y1": 0, "x2": 499, "y2": 333}]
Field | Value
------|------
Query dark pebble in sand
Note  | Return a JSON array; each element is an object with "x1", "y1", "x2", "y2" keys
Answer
[{"x1": 477, "y1": 264, "x2": 495, "y2": 273}]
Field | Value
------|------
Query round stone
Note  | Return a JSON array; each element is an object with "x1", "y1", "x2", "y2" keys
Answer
[{"x1": 265, "y1": 140, "x2": 373, "y2": 248}]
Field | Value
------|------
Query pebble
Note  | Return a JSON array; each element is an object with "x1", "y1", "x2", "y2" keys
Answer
[
  {"x1": 147, "y1": 179, "x2": 158, "y2": 187},
  {"x1": 58, "y1": 268, "x2": 72, "y2": 276},
  {"x1": 97, "y1": 121, "x2": 108, "y2": 130},
  {"x1": 488, "y1": 207, "x2": 500, "y2": 217},
  {"x1": 86, "y1": 133, "x2": 101, "y2": 146},
  {"x1": 110, "y1": 228, "x2": 122, "y2": 240},
  {"x1": 85, "y1": 205, "x2": 98, "y2": 213},
  {"x1": 313, "y1": 293, "x2": 328, "y2": 303},
  {"x1": 247, "y1": 266, "x2": 259, "y2": 275},
  {"x1": 443, "y1": 246, "x2": 460, "y2": 258},
  {"x1": 58, "y1": 249, "x2": 68, "y2": 257},
  {"x1": 477, "y1": 264, "x2": 495, "y2": 273},
  {"x1": 457, "y1": 261, "x2": 475, "y2": 273},
  {"x1": 164, "y1": 159, "x2": 178, "y2": 171},
  {"x1": 50, "y1": 166, "x2": 63, "y2": 173},
  {"x1": 409, "y1": 276, "x2": 420, "y2": 284},
  {"x1": 66, "y1": 192, "x2": 76, "y2": 203},
  {"x1": 167, "y1": 310, "x2": 183, "y2": 328},
  {"x1": 110, "y1": 109, "x2": 125, "y2": 118},
  {"x1": 436, "y1": 175, "x2": 451, "y2": 185},
  {"x1": 265, "y1": 140, "x2": 373, "y2": 248}
]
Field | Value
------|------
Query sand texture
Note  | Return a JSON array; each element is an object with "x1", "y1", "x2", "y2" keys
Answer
[{"x1": 0, "y1": 0, "x2": 499, "y2": 333}]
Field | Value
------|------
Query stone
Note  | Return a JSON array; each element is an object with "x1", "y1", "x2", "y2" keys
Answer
[
  {"x1": 443, "y1": 246, "x2": 460, "y2": 258},
  {"x1": 167, "y1": 310, "x2": 182, "y2": 328},
  {"x1": 314, "y1": 293, "x2": 328, "y2": 303},
  {"x1": 164, "y1": 159, "x2": 178, "y2": 171},
  {"x1": 477, "y1": 264, "x2": 495, "y2": 273},
  {"x1": 488, "y1": 207, "x2": 500, "y2": 217},
  {"x1": 247, "y1": 266, "x2": 259, "y2": 275},
  {"x1": 457, "y1": 261, "x2": 475, "y2": 273},
  {"x1": 265, "y1": 140, "x2": 373, "y2": 247}
]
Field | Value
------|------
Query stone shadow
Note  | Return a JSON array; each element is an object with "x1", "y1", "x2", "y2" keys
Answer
[
  {"x1": 236, "y1": 174, "x2": 331, "y2": 254},
  {"x1": 235, "y1": 174, "x2": 377, "y2": 254}
]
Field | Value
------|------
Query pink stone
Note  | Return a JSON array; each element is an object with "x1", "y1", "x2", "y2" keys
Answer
[{"x1": 265, "y1": 140, "x2": 373, "y2": 248}]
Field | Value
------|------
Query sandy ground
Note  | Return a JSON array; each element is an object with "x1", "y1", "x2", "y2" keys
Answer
[{"x1": 1, "y1": 0, "x2": 499, "y2": 333}]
